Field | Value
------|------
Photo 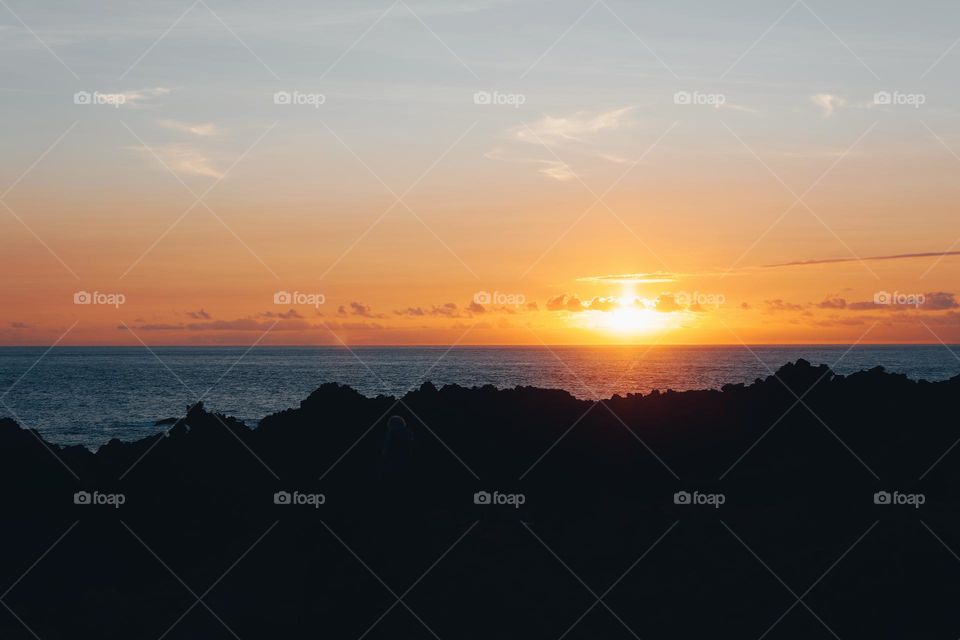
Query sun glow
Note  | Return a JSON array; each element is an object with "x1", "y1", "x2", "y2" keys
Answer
[
  {"x1": 602, "y1": 305, "x2": 667, "y2": 333},
  {"x1": 573, "y1": 296, "x2": 675, "y2": 335}
]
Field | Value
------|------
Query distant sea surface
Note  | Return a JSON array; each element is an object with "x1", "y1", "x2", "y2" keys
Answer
[{"x1": 0, "y1": 345, "x2": 957, "y2": 447}]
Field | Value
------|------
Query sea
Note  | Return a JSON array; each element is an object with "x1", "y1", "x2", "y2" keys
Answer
[{"x1": 0, "y1": 345, "x2": 957, "y2": 448}]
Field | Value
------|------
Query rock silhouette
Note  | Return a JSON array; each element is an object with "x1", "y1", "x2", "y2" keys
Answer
[{"x1": 1, "y1": 359, "x2": 959, "y2": 639}]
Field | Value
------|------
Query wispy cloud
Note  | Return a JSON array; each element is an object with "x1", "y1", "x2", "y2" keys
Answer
[
  {"x1": 159, "y1": 119, "x2": 218, "y2": 137},
  {"x1": 514, "y1": 107, "x2": 633, "y2": 145},
  {"x1": 577, "y1": 272, "x2": 677, "y2": 284},
  {"x1": 765, "y1": 251, "x2": 960, "y2": 268},
  {"x1": 723, "y1": 103, "x2": 760, "y2": 115},
  {"x1": 118, "y1": 87, "x2": 172, "y2": 107},
  {"x1": 337, "y1": 301, "x2": 387, "y2": 319},
  {"x1": 489, "y1": 107, "x2": 634, "y2": 181},
  {"x1": 483, "y1": 147, "x2": 575, "y2": 182},
  {"x1": 131, "y1": 143, "x2": 224, "y2": 178},
  {"x1": 811, "y1": 93, "x2": 845, "y2": 118},
  {"x1": 539, "y1": 160, "x2": 576, "y2": 181}
]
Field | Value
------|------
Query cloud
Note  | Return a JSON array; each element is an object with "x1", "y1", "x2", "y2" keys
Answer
[
  {"x1": 811, "y1": 316, "x2": 873, "y2": 327},
  {"x1": 95, "y1": 87, "x2": 171, "y2": 107},
  {"x1": 338, "y1": 302, "x2": 386, "y2": 318},
  {"x1": 578, "y1": 272, "x2": 677, "y2": 284},
  {"x1": 764, "y1": 299, "x2": 806, "y2": 313},
  {"x1": 585, "y1": 296, "x2": 618, "y2": 312},
  {"x1": 191, "y1": 318, "x2": 311, "y2": 331},
  {"x1": 483, "y1": 147, "x2": 575, "y2": 182},
  {"x1": 847, "y1": 301, "x2": 882, "y2": 310},
  {"x1": 539, "y1": 160, "x2": 576, "y2": 182},
  {"x1": 922, "y1": 292, "x2": 959, "y2": 310},
  {"x1": 132, "y1": 143, "x2": 224, "y2": 178},
  {"x1": 655, "y1": 295, "x2": 682, "y2": 312},
  {"x1": 515, "y1": 107, "x2": 633, "y2": 145},
  {"x1": 723, "y1": 103, "x2": 760, "y2": 115},
  {"x1": 812, "y1": 93, "x2": 845, "y2": 118},
  {"x1": 159, "y1": 119, "x2": 218, "y2": 137},
  {"x1": 426, "y1": 303, "x2": 461, "y2": 318},
  {"x1": 124, "y1": 87, "x2": 172, "y2": 102},
  {"x1": 9, "y1": 322, "x2": 30, "y2": 329},
  {"x1": 817, "y1": 297, "x2": 846, "y2": 309},
  {"x1": 392, "y1": 300, "x2": 526, "y2": 318},
  {"x1": 394, "y1": 303, "x2": 484, "y2": 318},
  {"x1": 394, "y1": 307, "x2": 426, "y2": 317},
  {"x1": 546, "y1": 293, "x2": 716, "y2": 314},
  {"x1": 489, "y1": 107, "x2": 634, "y2": 181},
  {"x1": 121, "y1": 308, "x2": 320, "y2": 332},
  {"x1": 846, "y1": 292, "x2": 959, "y2": 311},
  {"x1": 325, "y1": 321, "x2": 385, "y2": 331},
  {"x1": 124, "y1": 323, "x2": 185, "y2": 331},
  {"x1": 758, "y1": 292, "x2": 959, "y2": 315},
  {"x1": 546, "y1": 294, "x2": 586, "y2": 312},
  {"x1": 260, "y1": 309, "x2": 305, "y2": 319},
  {"x1": 595, "y1": 152, "x2": 631, "y2": 165},
  {"x1": 765, "y1": 250, "x2": 960, "y2": 268}
]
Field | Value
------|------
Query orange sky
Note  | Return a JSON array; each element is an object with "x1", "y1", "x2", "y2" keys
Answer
[{"x1": 3, "y1": 1, "x2": 960, "y2": 346}]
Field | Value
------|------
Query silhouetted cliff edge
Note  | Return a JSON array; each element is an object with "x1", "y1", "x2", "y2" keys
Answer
[{"x1": 1, "y1": 360, "x2": 959, "y2": 639}]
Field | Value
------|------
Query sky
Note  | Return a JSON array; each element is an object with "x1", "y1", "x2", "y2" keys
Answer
[{"x1": 2, "y1": 0, "x2": 960, "y2": 346}]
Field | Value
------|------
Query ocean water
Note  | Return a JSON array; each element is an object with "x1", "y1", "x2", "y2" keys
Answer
[{"x1": 0, "y1": 345, "x2": 957, "y2": 447}]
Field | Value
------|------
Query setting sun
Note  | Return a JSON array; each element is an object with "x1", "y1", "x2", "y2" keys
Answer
[{"x1": 572, "y1": 297, "x2": 674, "y2": 335}]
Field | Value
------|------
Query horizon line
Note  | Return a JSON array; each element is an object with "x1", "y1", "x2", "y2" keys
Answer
[{"x1": 1, "y1": 342, "x2": 958, "y2": 348}]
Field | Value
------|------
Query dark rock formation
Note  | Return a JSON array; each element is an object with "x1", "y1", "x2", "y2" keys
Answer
[{"x1": 1, "y1": 360, "x2": 958, "y2": 639}]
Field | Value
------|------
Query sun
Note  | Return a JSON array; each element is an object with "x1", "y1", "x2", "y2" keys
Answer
[
  {"x1": 602, "y1": 305, "x2": 666, "y2": 333},
  {"x1": 572, "y1": 296, "x2": 674, "y2": 335},
  {"x1": 601, "y1": 301, "x2": 668, "y2": 334}
]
